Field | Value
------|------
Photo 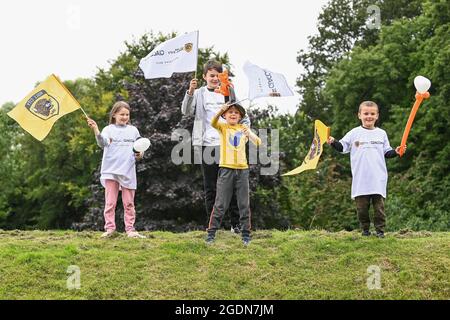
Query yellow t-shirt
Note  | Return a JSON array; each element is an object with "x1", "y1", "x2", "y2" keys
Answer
[{"x1": 212, "y1": 122, "x2": 261, "y2": 169}]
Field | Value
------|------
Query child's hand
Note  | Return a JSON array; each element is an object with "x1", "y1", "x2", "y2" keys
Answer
[
  {"x1": 220, "y1": 103, "x2": 230, "y2": 113},
  {"x1": 395, "y1": 146, "x2": 404, "y2": 155},
  {"x1": 87, "y1": 118, "x2": 100, "y2": 136},
  {"x1": 87, "y1": 117, "x2": 100, "y2": 134},
  {"x1": 188, "y1": 78, "x2": 198, "y2": 95},
  {"x1": 135, "y1": 152, "x2": 144, "y2": 160},
  {"x1": 87, "y1": 118, "x2": 97, "y2": 129},
  {"x1": 327, "y1": 136, "x2": 335, "y2": 145}
]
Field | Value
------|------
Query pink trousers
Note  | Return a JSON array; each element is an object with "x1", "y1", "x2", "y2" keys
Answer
[{"x1": 103, "y1": 179, "x2": 136, "y2": 233}]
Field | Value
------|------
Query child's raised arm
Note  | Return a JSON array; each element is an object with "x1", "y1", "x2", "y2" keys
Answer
[
  {"x1": 87, "y1": 118, "x2": 100, "y2": 135},
  {"x1": 181, "y1": 78, "x2": 198, "y2": 116},
  {"x1": 187, "y1": 78, "x2": 198, "y2": 96},
  {"x1": 87, "y1": 118, "x2": 109, "y2": 148},
  {"x1": 211, "y1": 104, "x2": 230, "y2": 129}
]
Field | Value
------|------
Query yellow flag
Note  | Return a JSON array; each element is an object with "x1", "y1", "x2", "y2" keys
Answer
[
  {"x1": 7, "y1": 74, "x2": 81, "y2": 141},
  {"x1": 282, "y1": 120, "x2": 330, "y2": 176}
]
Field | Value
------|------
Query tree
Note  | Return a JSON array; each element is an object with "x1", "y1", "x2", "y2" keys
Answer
[
  {"x1": 296, "y1": 0, "x2": 423, "y2": 121},
  {"x1": 74, "y1": 32, "x2": 282, "y2": 231},
  {"x1": 0, "y1": 103, "x2": 23, "y2": 228}
]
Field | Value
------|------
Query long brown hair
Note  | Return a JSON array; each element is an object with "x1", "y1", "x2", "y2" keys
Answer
[{"x1": 109, "y1": 101, "x2": 131, "y2": 124}]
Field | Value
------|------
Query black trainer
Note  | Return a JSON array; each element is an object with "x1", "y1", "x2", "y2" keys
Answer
[
  {"x1": 205, "y1": 234, "x2": 215, "y2": 245},
  {"x1": 231, "y1": 225, "x2": 241, "y2": 234},
  {"x1": 362, "y1": 230, "x2": 371, "y2": 237},
  {"x1": 376, "y1": 231, "x2": 385, "y2": 238},
  {"x1": 242, "y1": 236, "x2": 251, "y2": 246}
]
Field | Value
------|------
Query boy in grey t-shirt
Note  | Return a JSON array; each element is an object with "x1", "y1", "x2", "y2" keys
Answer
[{"x1": 327, "y1": 101, "x2": 402, "y2": 238}]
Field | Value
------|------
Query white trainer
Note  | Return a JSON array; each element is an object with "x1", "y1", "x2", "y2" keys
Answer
[
  {"x1": 100, "y1": 230, "x2": 115, "y2": 238},
  {"x1": 127, "y1": 231, "x2": 146, "y2": 239}
]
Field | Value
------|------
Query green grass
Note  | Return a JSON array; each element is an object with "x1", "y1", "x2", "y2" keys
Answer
[{"x1": 0, "y1": 229, "x2": 448, "y2": 299}]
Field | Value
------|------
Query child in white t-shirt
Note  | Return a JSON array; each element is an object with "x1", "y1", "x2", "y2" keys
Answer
[
  {"x1": 327, "y1": 101, "x2": 402, "y2": 238},
  {"x1": 87, "y1": 101, "x2": 146, "y2": 239}
]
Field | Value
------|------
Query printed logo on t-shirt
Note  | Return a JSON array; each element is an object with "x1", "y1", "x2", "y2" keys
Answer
[
  {"x1": 228, "y1": 131, "x2": 243, "y2": 147},
  {"x1": 110, "y1": 138, "x2": 134, "y2": 146},
  {"x1": 354, "y1": 140, "x2": 383, "y2": 148}
]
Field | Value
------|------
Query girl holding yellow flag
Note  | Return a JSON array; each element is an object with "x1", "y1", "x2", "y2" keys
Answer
[{"x1": 87, "y1": 101, "x2": 146, "y2": 239}]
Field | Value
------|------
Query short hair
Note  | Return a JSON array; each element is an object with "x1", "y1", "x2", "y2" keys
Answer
[
  {"x1": 359, "y1": 101, "x2": 379, "y2": 113},
  {"x1": 203, "y1": 60, "x2": 223, "y2": 75},
  {"x1": 109, "y1": 101, "x2": 131, "y2": 124}
]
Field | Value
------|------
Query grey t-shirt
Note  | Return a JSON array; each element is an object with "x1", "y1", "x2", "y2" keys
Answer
[{"x1": 96, "y1": 124, "x2": 141, "y2": 190}]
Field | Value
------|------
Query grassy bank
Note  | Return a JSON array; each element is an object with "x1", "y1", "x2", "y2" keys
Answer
[{"x1": 0, "y1": 229, "x2": 448, "y2": 299}]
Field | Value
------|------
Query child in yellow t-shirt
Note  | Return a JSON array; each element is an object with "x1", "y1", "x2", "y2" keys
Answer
[{"x1": 207, "y1": 103, "x2": 261, "y2": 246}]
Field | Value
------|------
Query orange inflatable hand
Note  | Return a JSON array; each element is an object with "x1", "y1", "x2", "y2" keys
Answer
[
  {"x1": 399, "y1": 91, "x2": 430, "y2": 157},
  {"x1": 214, "y1": 69, "x2": 234, "y2": 97}
]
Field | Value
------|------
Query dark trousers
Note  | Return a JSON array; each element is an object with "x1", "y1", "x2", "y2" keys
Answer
[
  {"x1": 207, "y1": 168, "x2": 251, "y2": 237},
  {"x1": 355, "y1": 194, "x2": 386, "y2": 232},
  {"x1": 201, "y1": 146, "x2": 240, "y2": 228}
]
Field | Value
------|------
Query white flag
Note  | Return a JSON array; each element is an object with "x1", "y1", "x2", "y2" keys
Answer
[
  {"x1": 243, "y1": 61, "x2": 294, "y2": 100},
  {"x1": 139, "y1": 31, "x2": 198, "y2": 79}
]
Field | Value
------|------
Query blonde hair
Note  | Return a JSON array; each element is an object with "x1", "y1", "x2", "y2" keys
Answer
[
  {"x1": 109, "y1": 101, "x2": 131, "y2": 124},
  {"x1": 358, "y1": 101, "x2": 379, "y2": 113}
]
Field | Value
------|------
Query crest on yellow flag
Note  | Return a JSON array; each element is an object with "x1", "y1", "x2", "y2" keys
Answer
[
  {"x1": 24, "y1": 90, "x2": 59, "y2": 120},
  {"x1": 7, "y1": 74, "x2": 81, "y2": 141},
  {"x1": 282, "y1": 120, "x2": 330, "y2": 176}
]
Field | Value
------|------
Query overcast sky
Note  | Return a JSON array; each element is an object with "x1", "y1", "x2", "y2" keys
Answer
[{"x1": 0, "y1": 0, "x2": 329, "y2": 114}]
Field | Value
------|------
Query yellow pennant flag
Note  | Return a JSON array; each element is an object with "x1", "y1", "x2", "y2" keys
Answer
[
  {"x1": 7, "y1": 74, "x2": 81, "y2": 141},
  {"x1": 283, "y1": 120, "x2": 330, "y2": 176}
]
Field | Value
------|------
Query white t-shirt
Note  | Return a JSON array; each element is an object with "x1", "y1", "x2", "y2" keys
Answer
[
  {"x1": 340, "y1": 126, "x2": 393, "y2": 199},
  {"x1": 202, "y1": 89, "x2": 226, "y2": 146},
  {"x1": 96, "y1": 124, "x2": 141, "y2": 190}
]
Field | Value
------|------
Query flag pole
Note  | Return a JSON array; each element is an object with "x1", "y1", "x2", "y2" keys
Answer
[
  {"x1": 51, "y1": 74, "x2": 90, "y2": 118},
  {"x1": 227, "y1": 98, "x2": 249, "y2": 106},
  {"x1": 194, "y1": 30, "x2": 199, "y2": 80},
  {"x1": 79, "y1": 106, "x2": 89, "y2": 119}
]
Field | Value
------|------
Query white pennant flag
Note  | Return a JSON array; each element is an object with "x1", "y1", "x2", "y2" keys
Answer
[
  {"x1": 243, "y1": 61, "x2": 294, "y2": 101},
  {"x1": 139, "y1": 31, "x2": 199, "y2": 79}
]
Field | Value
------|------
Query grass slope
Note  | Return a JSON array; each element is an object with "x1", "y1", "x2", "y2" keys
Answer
[{"x1": 0, "y1": 229, "x2": 448, "y2": 299}]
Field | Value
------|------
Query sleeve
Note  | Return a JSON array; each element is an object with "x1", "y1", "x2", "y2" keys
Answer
[
  {"x1": 330, "y1": 140, "x2": 344, "y2": 152},
  {"x1": 384, "y1": 150, "x2": 398, "y2": 158},
  {"x1": 211, "y1": 119, "x2": 225, "y2": 132},
  {"x1": 181, "y1": 90, "x2": 197, "y2": 116},
  {"x1": 339, "y1": 130, "x2": 353, "y2": 154},
  {"x1": 251, "y1": 134, "x2": 262, "y2": 146},
  {"x1": 383, "y1": 131, "x2": 393, "y2": 154},
  {"x1": 95, "y1": 126, "x2": 110, "y2": 148},
  {"x1": 134, "y1": 126, "x2": 145, "y2": 157},
  {"x1": 211, "y1": 106, "x2": 226, "y2": 130},
  {"x1": 134, "y1": 126, "x2": 141, "y2": 140}
]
